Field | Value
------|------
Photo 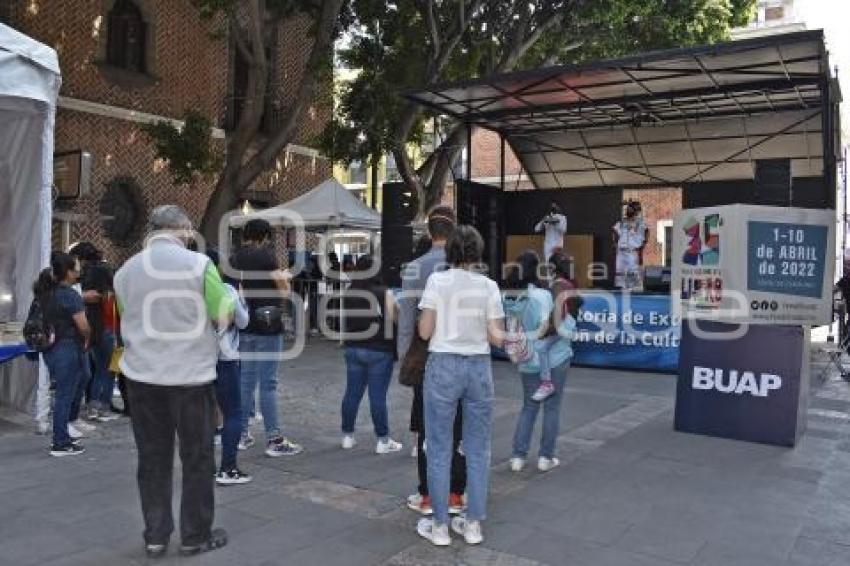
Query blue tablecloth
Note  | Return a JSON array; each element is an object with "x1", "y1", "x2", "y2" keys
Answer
[{"x1": 0, "y1": 343, "x2": 29, "y2": 364}]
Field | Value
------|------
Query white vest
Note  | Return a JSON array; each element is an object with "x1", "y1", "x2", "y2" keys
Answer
[{"x1": 114, "y1": 235, "x2": 218, "y2": 386}]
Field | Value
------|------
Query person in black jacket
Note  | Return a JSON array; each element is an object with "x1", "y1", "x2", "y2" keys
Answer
[{"x1": 339, "y1": 255, "x2": 403, "y2": 454}]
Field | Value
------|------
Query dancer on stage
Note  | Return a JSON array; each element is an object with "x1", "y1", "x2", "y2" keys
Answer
[
  {"x1": 534, "y1": 202, "x2": 567, "y2": 262},
  {"x1": 612, "y1": 200, "x2": 648, "y2": 290}
]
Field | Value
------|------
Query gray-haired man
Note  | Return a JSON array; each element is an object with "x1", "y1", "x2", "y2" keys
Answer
[{"x1": 114, "y1": 205, "x2": 234, "y2": 558}]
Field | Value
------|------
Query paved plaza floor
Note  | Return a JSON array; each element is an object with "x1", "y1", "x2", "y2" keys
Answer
[{"x1": 2, "y1": 340, "x2": 850, "y2": 565}]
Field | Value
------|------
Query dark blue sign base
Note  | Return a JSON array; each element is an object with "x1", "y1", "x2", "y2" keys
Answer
[{"x1": 675, "y1": 320, "x2": 808, "y2": 447}]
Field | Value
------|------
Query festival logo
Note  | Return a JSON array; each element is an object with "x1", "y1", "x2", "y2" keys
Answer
[{"x1": 681, "y1": 214, "x2": 721, "y2": 266}]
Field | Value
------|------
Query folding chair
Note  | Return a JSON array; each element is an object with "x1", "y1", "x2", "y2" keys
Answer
[{"x1": 816, "y1": 334, "x2": 850, "y2": 383}]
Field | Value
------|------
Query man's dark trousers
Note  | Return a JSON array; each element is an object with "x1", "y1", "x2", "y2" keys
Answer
[{"x1": 127, "y1": 379, "x2": 216, "y2": 546}]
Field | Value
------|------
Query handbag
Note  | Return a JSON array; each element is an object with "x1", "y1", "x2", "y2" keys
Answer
[
  {"x1": 250, "y1": 305, "x2": 285, "y2": 334},
  {"x1": 399, "y1": 328, "x2": 428, "y2": 387}
]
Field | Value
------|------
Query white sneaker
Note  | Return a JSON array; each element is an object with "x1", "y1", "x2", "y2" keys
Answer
[
  {"x1": 537, "y1": 457, "x2": 560, "y2": 472},
  {"x1": 509, "y1": 457, "x2": 526, "y2": 472},
  {"x1": 36, "y1": 420, "x2": 49, "y2": 435},
  {"x1": 417, "y1": 518, "x2": 450, "y2": 546},
  {"x1": 341, "y1": 435, "x2": 356, "y2": 450},
  {"x1": 71, "y1": 419, "x2": 96, "y2": 432},
  {"x1": 68, "y1": 423, "x2": 84, "y2": 439},
  {"x1": 451, "y1": 516, "x2": 483, "y2": 545},
  {"x1": 376, "y1": 438, "x2": 403, "y2": 454}
]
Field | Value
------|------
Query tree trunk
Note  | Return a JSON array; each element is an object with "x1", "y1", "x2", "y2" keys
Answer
[
  {"x1": 370, "y1": 155, "x2": 379, "y2": 210},
  {"x1": 199, "y1": 0, "x2": 343, "y2": 242}
]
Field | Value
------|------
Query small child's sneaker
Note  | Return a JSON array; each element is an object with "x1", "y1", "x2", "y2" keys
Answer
[{"x1": 531, "y1": 380, "x2": 556, "y2": 402}]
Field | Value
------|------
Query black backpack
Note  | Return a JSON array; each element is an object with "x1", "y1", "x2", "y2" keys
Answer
[{"x1": 23, "y1": 297, "x2": 55, "y2": 352}]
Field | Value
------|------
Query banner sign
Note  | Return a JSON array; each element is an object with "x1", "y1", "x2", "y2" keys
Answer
[
  {"x1": 675, "y1": 320, "x2": 808, "y2": 447},
  {"x1": 672, "y1": 205, "x2": 834, "y2": 325},
  {"x1": 572, "y1": 292, "x2": 680, "y2": 373}
]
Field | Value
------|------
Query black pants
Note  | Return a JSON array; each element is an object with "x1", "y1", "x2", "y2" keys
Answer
[
  {"x1": 412, "y1": 384, "x2": 466, "y2": 496},
  {"x1": 127, "y1": 379, "x2": 216, "y2": 546}
]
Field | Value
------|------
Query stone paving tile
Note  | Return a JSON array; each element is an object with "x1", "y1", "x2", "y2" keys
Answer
[
  {"x1": 6, "y1": 340, "x2": 850, "y2": 565},
  {"x1": 383, "y1": 542, "x2": 546, "y2": 566}
]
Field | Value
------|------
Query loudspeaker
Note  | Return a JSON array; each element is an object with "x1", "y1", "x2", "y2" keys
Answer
[
  {"x1": 643, "y1": 265, "x2": 671, "y2": 293},
  {"x1": 381, "y1": 226, "x2": 413, "y2": 288},
  {"x1": 755, "y1": 158, "x2": 791, "y2": 206},
  {"x1": 382, "y1": 182, "x2": 417, "y2": 227}
]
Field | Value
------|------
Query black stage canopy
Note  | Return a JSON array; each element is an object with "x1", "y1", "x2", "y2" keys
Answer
[{"x1": 408, "y1": 31, "x2": 840, "y2": 193}]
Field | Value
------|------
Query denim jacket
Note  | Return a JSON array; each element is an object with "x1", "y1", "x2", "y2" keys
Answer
[{"x1": 505, "y1": 284, "x2": 575, "y2": 374}]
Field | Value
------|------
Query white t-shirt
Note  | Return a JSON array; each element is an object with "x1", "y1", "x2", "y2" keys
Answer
[{"x1": 419, "y1": 268, "x2": 504, "y2": 355}]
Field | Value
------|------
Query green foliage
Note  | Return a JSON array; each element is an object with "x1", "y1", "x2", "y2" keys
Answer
[
  {"x1": 141, "y1": 110, "x2": 223, "y2": 185},
  {"x1": 321, "y1": 0, "x2": 757, "y2": 166}
]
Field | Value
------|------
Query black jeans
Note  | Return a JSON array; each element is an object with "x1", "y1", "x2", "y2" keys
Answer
[
  {"x1": 413, "y1": 384, "x2": 466, "y2": 496},
  {"x1": 127, "y1": 379, "x2": 216, "y2": 546}
]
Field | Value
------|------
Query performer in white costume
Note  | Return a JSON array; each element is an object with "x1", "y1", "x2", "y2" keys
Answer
[
  {"x1": 534, "y1": 202, "x2": 567, "y2": 262},
  {"x1": 612, "y1": 200, "x2": 648, "y2": 290}
]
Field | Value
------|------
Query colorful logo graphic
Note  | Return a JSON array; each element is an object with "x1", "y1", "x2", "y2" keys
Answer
[{"x1": 682, "y1": 214, "x2": 721, "y2": 266}]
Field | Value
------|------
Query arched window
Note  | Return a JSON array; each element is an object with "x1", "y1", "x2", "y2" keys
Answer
[{"x1": 106, "y1": 0, "x2": 147, "y2": 73}]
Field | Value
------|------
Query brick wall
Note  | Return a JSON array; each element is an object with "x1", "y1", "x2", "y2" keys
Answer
[
  {"x1": 623, "y1": 187, "x2": 682, "y2": 266},
  {"x1": 13, "y1": 0, "x2": 228, "y2": 123},
  {"x1": 9, "y1": 1, "x2": 332, "y2": 265}
]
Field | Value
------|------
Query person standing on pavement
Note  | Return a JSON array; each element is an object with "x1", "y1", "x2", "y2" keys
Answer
[
  {"x1": 231, "y1": 219, "x2": 302, "y2": 457},
  {"x1": 339, "y1": 255, "x2": 403, "y2": 454},
  {"x1": 69, "y1": 242, "x2": 118, "y2": 423},
  {"x1": 114, "y1": 205, "x2": 233, "y2": 558},
  {"x1": 506, "y1": 250, "x2": 578, "y2": 474},
  {"x1": 206, "y1": 249, "x2": 252, "y2": 485},
  {"x1": 397, "y1": 207, "x2": 468, "y2": 517},
  {"x1": 416, "y1": 225, "x2": 505, "y2": 547},
  {"x1": 35, "y1": 252, "x2": 91, "y2": 456}
]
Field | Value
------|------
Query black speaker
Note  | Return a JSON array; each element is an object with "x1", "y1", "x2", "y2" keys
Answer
[
  {"x1": 382, "y1": 182, "x2": 417, "y2": 227},
  {"x1": 381, "y1": 226, "x2": 413, "y2": 288},
  {"x1": 755, "y1": 158, "x2": 791, "y2": 206},
  {"x1": 644, "y1": 265, "x2": 672, "y2": 293}
]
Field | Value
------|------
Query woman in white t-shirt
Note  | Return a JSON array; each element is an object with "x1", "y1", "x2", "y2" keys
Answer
[{"x1": 416, "y1": 225, "x2": 505, "y2": 547}]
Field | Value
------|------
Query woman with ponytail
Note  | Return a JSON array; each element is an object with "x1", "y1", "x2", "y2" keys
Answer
[
  {"x1": 36, "y1": 252, "x2": 91, "y2": 456},
  {"x1": 415, "y1": 225, "x2": 505, "y2": 547}
]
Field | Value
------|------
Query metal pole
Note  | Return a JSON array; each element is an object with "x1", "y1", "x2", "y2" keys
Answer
[
  {"x1": 466, "y1": 124, "x2": 473, "y2": 181},
  {"x1": 500, "y1": 134, "x2": 506, "y2": 191}
]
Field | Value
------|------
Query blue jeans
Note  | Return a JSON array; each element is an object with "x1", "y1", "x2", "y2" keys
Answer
[
  {"x1": 239, "y1": 333, "x2": 283, "y2": 441},
  {"x1": 341, "y1": 346, "x2": 394, "y2": 439},
  {"x1": 534, "y1": 335, "x2": 559, "y2": 380},
  {"x1": 89, "y1": 329, "x2": 115, "y2": 411},
  {"x1": 512, "y1": 361, "x2": 569, "y2": 459},
  {"x1": 215, "y1": 360, "x2": 242, "y2": 471},
  {"x1": 424, "y1": 352, "x2": 493, "y2": 524},
  {"x1": 44, "y1": 340, "x2": 88, "y2": 446}
]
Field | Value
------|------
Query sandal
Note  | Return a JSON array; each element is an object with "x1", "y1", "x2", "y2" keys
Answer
[{"x1": 179, "y1": 528, "x2": 228, "y2": 556}]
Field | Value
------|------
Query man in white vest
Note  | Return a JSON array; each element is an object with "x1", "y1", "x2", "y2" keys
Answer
[{"x1": 114, "y1": 205, "x2": 234, "y2": 559}]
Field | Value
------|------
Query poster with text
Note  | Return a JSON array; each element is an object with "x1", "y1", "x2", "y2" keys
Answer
[{"x1": 672, "y1": 205, "x2": 834, "y2": 325}]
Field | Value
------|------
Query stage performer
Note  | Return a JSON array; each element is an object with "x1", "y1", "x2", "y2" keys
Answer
[
  {"x1": 612, "y1": 200, "x2": 648, "y2": 290},
  {"x1": 534, "y1": 202, "x2": 567, "y2": 262}
]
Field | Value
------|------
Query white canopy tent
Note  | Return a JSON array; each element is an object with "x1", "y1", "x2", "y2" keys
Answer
[
  {"x1": 231, "y1": 177, "x2": 382, "y2": 231},
  {"x1": 0, "y1": 24, "x2": 60, "y2": 412}
]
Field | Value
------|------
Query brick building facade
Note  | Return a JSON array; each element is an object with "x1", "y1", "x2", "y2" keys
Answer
[{"x1": 5, "y1": 0, "x2": 330, "y2": 264}]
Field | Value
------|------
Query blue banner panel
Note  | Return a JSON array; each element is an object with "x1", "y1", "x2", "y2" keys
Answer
[
  {"x1": 0, "y1": 343, "x2": 28, "y2": 364},
  {"x1": 747, "y1": 221, "x2": 828, "y2": 298},
  {"x1": 675, "y1": 320, "x2": 806, "y2": 447},
  {"x1": 572, "y1": 292, "x2": 680, "y2": 373}
]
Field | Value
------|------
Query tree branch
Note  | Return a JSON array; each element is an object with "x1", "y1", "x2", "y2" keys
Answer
[
  {"x1": 416, "y1": 0, "x2": 440, "y2": 60},
  {"x1": 235, "y1": 0, "x2": 343, "y2": 189}
]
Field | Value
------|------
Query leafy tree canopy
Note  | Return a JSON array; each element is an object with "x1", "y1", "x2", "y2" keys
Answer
[{"x1": 321, "y1": 0, "x2": 756, "y2": 176}]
